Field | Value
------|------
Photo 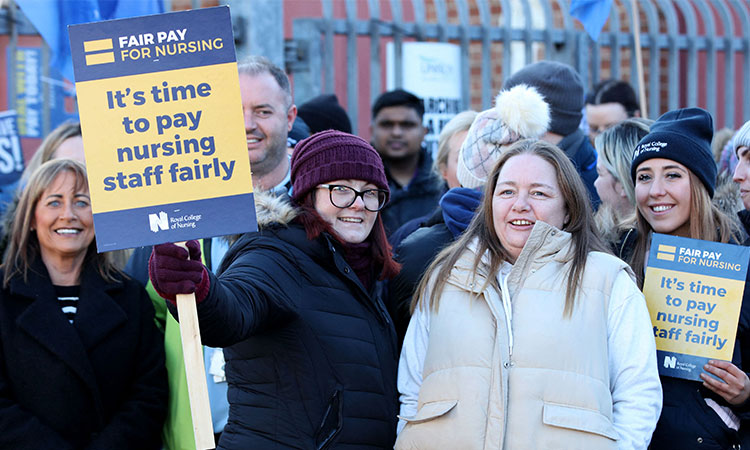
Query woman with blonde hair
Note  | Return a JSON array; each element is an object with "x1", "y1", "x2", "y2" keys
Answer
[
  {"x1": 433, "y1": 110, "x2": 478, "y2": 189},
  {"x1": 0, "y1": 159, "x2": 167, "y2": 448},
  {"x1": 20, "y1": 121, "x2": 84, "y2": 184},
  {"x1": 396, "y1": 139, "x2": 661, "y2": 449},
  {"x1": 625, "y1": 108, "x2": 749, "y2": 449},
  {"x1": 1, "y1": 121, "x2": 85, "y2": 257},
  {"x1": 593, "y1": 117, "x2": 651, "y2": 245}
]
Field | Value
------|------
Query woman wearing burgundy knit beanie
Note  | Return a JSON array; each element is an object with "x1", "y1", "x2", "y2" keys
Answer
[{"x1": 149, "y1": 130, "x2": 401, "y2": 449}]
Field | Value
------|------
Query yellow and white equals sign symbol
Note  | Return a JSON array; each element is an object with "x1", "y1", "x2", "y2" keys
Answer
[
  {"x1": 83, "y1": 39, "x2": 115, "y2": 65},
  {"x1": 656, "y1": 244, "x2": 676, "y2": 262}
]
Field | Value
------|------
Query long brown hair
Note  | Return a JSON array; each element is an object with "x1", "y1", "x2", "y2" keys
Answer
[
  {"x1": 294, "y1": 190, "x2": 400, "y2": 281},
  {"x1": 414, "y1": 139, "x2": 607, "y2": 317},
  {"x1": 629, "y1": 171, "x2": 740, "y2": 287},
  {"x1": 3, "y1": 159, "x2": 121, "y2": 287}
]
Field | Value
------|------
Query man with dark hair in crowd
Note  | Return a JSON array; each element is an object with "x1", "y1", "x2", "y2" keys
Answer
[
  {"x1": 504, "y1": 60, "x2": 601, "y2": 208},
  {"x1": 586, "y1": 78, "x2": 640, "y2": 144},
  {"x1": 370, "y1": 89, "x2": 443, "y2": 235}
]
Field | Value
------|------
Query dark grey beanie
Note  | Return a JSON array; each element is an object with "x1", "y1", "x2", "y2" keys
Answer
[{"x1": 503, "y1": 61, "x2": 584, "y2": 136}]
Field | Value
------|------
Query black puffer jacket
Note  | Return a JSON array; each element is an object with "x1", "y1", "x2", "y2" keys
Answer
[
  {"x1": 193, "y1": 195, "x2": 399, "y2": 449},
  {"x1": 557, "y1": 128, "x2": 601, "y2": 209},
  {"x1": 380, "y1": 148, "x2": 444, "y2": 236},
  {"x1": 386, "y1": 210, "x2": 451, "y2": 346}
]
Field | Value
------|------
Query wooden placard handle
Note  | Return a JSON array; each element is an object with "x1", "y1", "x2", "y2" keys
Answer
[{"x1": 175, "y1": 242, "x2": 215, "y2": 449}]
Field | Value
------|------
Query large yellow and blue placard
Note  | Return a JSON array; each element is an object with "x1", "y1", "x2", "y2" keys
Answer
[
  {"x1": 69, "y1": 7, "x2": 255, "y2": 252},
  {"x1": 644, "y1": 233, "x2": 750, "y2": 381}
]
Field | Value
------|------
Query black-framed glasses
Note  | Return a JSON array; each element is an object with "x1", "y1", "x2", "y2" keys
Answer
[{"x1": 318, "y1": 184, "x2": 388, "y2": 212}]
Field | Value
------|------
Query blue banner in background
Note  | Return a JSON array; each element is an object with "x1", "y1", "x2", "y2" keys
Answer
[
  {"x1": 0, "y1": 111, "x2": 24, "y2": 185},
  {"x1": 0, "y1": 111, "x2": 24, "y2": 209},
  {"x1": 570, "y1": 0, "x2": 613, "y2": 42},
  {"x1": 47, "y1": 75, "x2": 80, "y2": 130},
  {"x1": 8, "y1": 47, "x2": 42, "y2": 138}
]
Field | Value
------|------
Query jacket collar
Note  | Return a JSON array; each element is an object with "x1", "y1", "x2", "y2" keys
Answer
[
  {"x1": 385, "y1": 148, "x2": 441, "y2": 193},
  {"x1": 556, "y1": 128, "x2": 586, "y2": 158},
  {"x1": 450, "y1": 221, "x2": 571, "y2": 294},
  {"x1": 506, "y1": 221, "x2": 571, "y2": 292},
  {"x1": 10, "y1": 256, "x2": 126, "y2": 390}
]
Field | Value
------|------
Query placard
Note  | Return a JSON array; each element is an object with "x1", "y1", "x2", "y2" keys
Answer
[
  {"x1": 644, "y1": 233, "x2": 750, "y2": 380},
  {"x1": 69, "y1": 6, "x2": 255, "y2": 252}
]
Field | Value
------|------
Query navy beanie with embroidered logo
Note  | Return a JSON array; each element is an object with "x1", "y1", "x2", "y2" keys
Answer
[{"x1": 630, "y1": 107, "x2": 716, "y2": 197}]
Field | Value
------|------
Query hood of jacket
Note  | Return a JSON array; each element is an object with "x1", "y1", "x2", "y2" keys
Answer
[
  {"x1": 254, "y1": 190, "x2": 297, "y2": 229},
  {"x1": 440, "y1": 187, "x2": 483, "y2": 238}
]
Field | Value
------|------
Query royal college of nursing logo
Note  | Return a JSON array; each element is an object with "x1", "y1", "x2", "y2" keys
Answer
[
  {"x1": 148, "y1": 211, "x2": 169, "y2": 233},
  {"x1": 633, "y1": 140, "x2": 668, "y2": 159}
]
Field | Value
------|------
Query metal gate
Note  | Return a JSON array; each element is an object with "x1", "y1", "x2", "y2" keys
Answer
[{"x1": 286, "y1": 0, "x2": 750, "y2": 134}]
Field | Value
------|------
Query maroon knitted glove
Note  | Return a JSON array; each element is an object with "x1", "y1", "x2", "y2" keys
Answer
[{"x1": 148, "y1": 240, "x2": 210, "y2": 304}]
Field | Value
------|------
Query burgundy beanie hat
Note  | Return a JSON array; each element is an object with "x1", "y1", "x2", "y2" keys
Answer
[{"x1": 291, "y1": 129, "x2": 390, "y2": 204}]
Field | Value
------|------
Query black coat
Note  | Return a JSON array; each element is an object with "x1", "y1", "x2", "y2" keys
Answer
[
  {"x1": 739, "y1": 210, "x2": 750, "y2": 245},
  {"x1": 0, "y1": 258, "x2": 167, "y2": 449},
  {"x1": 557, "y1": 128, "x2": 601, "y2": 209},
  {"x1": 191, "y1": 222, "x2": 399, "y2": 449},
  {"x1": 649, "y1": 290, "x2": 750, "y2": 449},
  {"x1": 380, "y1": 148, "x2": 444, "y2": 236},
  {"x1": 386, "y1": 211, "x2": 452, "y2": 346}
]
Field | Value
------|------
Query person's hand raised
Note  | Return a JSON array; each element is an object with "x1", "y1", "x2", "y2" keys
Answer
[{"x1": 148, "y1": 240, "x2": 209, "y2": 303}]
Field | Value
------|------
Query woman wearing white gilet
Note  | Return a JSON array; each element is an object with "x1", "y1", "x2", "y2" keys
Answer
[{"x1": 396, "y1": 139, "x2": 662, "y2": 450}]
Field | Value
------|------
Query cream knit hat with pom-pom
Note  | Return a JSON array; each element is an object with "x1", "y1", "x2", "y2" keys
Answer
[{"x1": 456, "y1": 84, "x2": 550, "y2": 189}]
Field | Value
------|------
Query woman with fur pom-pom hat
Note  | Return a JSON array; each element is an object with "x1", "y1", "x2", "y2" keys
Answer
[
  {"x1": 396, "y1": 138, "x2": 661, "y2": 447},
  {"x1": 386, "y1": 84, "x2": 551, "y2": 345}
]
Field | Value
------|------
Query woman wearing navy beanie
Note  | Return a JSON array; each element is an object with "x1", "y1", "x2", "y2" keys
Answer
[{"x1": 623, "y1": 108, "x2": 750, "y2": 448}]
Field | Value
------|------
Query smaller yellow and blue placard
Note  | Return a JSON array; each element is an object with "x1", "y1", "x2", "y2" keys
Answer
[
  {"x1": 68, "y1": 7, "x2": 255, "y2": 252},
  {"x1": 643, "y1": 233, "x2": 750, "y2": 381}
]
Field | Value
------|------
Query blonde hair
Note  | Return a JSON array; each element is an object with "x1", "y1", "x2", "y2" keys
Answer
[
  {"x1": 594, "y1": 118, "x2": 652, "y2": 243},
  {"x1": 20, "y1": 121, "x2": 81, "y2": 185},
  {"x1": 3, "y1": 159, "x2": 120, "y2": 287},
  {"x1": 414, "y1": 139, "x2": 607, "y2": 317},
  {"x1": 433, "y1": 110, "x2": 478, "y2": 175}
]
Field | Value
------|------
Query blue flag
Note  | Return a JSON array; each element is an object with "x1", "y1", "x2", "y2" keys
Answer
[
  {"x1": 15, "y1": 0, "x2": 163, "y2": 81},
  {"x1": 570, "y1": 0, "x2": 613, "y2": 42}
]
